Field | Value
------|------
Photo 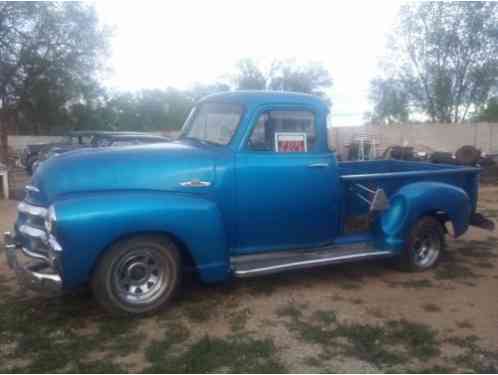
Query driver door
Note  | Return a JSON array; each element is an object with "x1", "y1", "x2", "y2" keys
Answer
[{"x1": 234, "y1": 107, "x2": 338, "y2": 254}]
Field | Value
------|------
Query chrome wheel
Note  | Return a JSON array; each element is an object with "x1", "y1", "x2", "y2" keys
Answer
[
  {"x1": 412, "y1": 231, "x2": 440, "y2": 268},
  {"x1": 112, "y1": 248, "x2": 169, "y2": 305}
]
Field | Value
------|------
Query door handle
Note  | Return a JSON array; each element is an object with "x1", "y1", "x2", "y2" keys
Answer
[{"x1": 308, "y1": 163, "x2": 329, "y2": 168}]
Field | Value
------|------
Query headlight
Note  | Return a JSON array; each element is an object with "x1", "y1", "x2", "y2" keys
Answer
[{"x1": 45, "y1": 205, "x2": 57, "y2": 234}]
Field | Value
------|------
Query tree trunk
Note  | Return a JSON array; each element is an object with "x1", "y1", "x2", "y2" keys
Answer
[{"x1": 0, "y1": 110, "x2": 8, "y2": 165}]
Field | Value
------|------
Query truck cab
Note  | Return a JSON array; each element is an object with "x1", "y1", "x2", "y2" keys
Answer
[{"x1": 4, "y1": 91, "x2": 494, "y2": 316}]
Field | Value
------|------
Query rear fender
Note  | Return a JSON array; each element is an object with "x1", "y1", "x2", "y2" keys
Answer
[
  {"x1": 378, "y1": 182, "x2": 471, "y2": 250},
  {"x1": 53, "y1": 191, "x2": 229, "y2": 289}
]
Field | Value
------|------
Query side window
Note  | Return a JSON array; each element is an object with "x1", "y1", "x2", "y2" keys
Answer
[{"x1": 248, "y1": 110, "x2": 315, "y2": 152}]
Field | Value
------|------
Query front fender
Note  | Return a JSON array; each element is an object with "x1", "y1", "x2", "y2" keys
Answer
[
  {"x1": 379, "y1": 182, "x2": 471, "y2": 250},
  {"x1": 53, "y1": 191, "x2": 229, "y2": 289}
]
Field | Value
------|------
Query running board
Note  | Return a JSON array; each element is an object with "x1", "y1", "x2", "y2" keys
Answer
[{"x1": 231, "y1": 243, "x2": 393, "y2": 278}]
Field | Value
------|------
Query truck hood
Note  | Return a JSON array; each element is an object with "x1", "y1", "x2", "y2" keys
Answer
[{"x1": 30, "y1": 141, "x2": 217, "y2": 205}]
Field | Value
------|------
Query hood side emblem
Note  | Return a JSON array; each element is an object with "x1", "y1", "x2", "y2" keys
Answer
[{"x1": 180, "y1": 179, "x2": 211, "y2": 188}]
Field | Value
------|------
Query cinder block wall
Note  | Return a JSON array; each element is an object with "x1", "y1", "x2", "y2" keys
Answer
[{"x1": 329, "y1": 123, "x2": 498, "y2": 159}]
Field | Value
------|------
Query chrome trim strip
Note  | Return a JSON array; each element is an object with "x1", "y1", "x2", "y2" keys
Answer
[
  {"x1": 180, "y1": 179, "x2": 211, "y2": 187},
  {"x1": 48, "y1": 234, "x2": 62, "y2": 252},
  {"x1": 308, "y1": 163, "x2": 329, "y2": 168},
  {"x1": 25, "y1": 185, "x2": 40, "y2": 193},
  {"x1": 21, "y1": 247, "x2": 50, "y2": 262},
  {"x1": 18, "y1": 201, "x2": 47, "y2": 217},
  {"x1": 19, "y1": 224, "x2": 47, "y2": 241},
  {"x1": 31, "y1": 271, "x2": 61, "y2": 284},
  {"x1": 233, "y1": 251, "x2": 392, "y2": 276}
]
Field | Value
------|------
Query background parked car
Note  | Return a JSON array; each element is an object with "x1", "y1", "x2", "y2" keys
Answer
[
  {"x1": 21, "y1": 132, "x2": 92, "y2": 175},
  {"x1": 32, "y1": 132, "x2": 170, "y2": 173},
  {"x1": 23, "y1": 131, "x2": 170, "y2": 175}
]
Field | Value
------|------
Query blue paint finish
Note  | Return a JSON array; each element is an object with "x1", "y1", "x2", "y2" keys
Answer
[
  {"x1": 378, "y1": 182, "x2": 471, "y2": 248},
  {"x1": 54, "y1": 191, "x2": 229, "y2": 288},
  {"x1": 12, "y1": 91, "x2": 485, "y2": 291}
]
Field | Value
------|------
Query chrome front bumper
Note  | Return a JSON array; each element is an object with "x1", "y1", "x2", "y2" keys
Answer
[{"x1": 4, "y1": 232, "x2": 62, "y2": 295}]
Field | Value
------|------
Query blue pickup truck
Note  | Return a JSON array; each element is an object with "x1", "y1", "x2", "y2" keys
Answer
[{"x1": 4, "y1": 91, "x2": 494, "y2": 316}]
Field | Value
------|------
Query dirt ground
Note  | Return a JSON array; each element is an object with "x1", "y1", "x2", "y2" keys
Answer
[{"x1": 0, "y1": 184, "x2": 497, "y2": 373}]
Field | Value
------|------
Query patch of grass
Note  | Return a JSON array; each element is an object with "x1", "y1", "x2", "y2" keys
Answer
[
  {"x1": 302, "y1": 356, "x2": 323, "y2": 368},
  {"x1": 447, "y1": 335, "x2": 498, "y2": 373},
  {"x1": 228, "y1": 308, "x2": 251, "y2": 332},
  {"x1": 68, "y1": 359, "x2": 128, "y2": 373},
  {"x1": 406, "y1": 365, "x2": 455, "y2": 373},
  {"x1": 0, "y1": 293, "x2": 142, "y2": 373},
  {"x1": 283, "y1": 309, "x2": 440, "y2": 370},
  {"x1": 275, "y1": 303, "x2": 304, "y2": 320},
  {"x1": 385, "y1": 320, "x2": 440, "y2": 359},
  {"x1": 422, "y1": 303, "x2": 441, "y2": 313},
  {"x1": 182, "y1": 300, "x2": 217, "y2": 323},
  {"x1": 447, "y1": 334, "x2": 480, "y2": 349},
  {"x1": 311, "y1": 310, "x2": 337, "y2": 325},
  {"x1": 145, "y1": 335, "x2": 286, "y2": 373},
  {"x1": 145, "y1": 323, "x2": 190, "y2": 364},
  {"x1": 333, "y1": 323, "x2": 406, "y2": 366}
]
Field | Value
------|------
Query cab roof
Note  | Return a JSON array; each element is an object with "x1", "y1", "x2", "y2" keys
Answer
[{"x1": 200, "y1": 90, "x2": 329, "y2": 110}]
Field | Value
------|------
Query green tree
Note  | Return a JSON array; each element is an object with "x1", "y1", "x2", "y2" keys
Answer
[
  {"x1": 187, "y1": 83, "x2": 231, "y2": 101},
  {"x1": 476, "y1": 97, "x2": 498, "y2": 122},
  {"x1": 233, "y1": 58, "x2": 333, "y2": 102},
  {"x1": 268, "y1": 60, "x2": 332, "y2": 99},
  {"x1": 0, "y1": 2, "x2": 110, "y2": 162},
  {"x1": 233, "y1": 59, "x2": 268, "y2": 90},
  {"x1": 101, "y1": 89, "x2": 194, "y2": 132},
  {"x1": 371, "y1": 2, "x2": 498, "y2": 123},
  {"x1": 368, "y1": 78, "x2": 409, "y2": 124}
]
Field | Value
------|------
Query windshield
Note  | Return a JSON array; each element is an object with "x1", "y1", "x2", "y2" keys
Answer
[{"x1": 180, "y1": 102, "x2": 243, "y2": 145}]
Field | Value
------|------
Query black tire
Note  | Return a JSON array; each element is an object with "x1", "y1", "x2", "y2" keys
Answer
[
  {"x1": 399, "y1": 216, "x2": 445, "y2": 272},
  {"x1": 91, "y1": 235, "x2": 181, "y2": 316}
]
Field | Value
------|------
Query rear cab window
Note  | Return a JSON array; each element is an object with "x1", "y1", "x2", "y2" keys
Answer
[{"x1": 247, "y1": 110, "x2": 316, "y2": 153}]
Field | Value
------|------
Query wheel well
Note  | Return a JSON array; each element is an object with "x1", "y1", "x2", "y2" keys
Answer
[
  {"x1": 91, "y1": 231, "x2": 197, "y2": 278},
  {"x1": 420, "y1": 210, "x2": 450, "y2": 233}
]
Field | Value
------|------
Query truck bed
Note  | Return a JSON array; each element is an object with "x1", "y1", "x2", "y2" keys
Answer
[{"x1": 338, "y1": 160, "x2": 480, "y2": 217}]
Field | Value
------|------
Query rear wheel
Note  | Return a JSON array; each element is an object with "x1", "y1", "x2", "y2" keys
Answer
[
  {"x1": 400, "y1": 216, "x2": 445, "y2": 272},
  {"x1": 91, "y1": 235, "x2": 181, "y2": 316}
]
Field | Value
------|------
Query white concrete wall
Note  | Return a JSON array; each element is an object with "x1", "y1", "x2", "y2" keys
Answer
[
  {"x1": 8, "y1": 136, "x2": 63, "y2": 152},
  {"x1": 9, "y1": 124, "x2": 498, "y2": 157},
  {"x1": 329, "y1": 122, "x2": 498, "y2": 159}
]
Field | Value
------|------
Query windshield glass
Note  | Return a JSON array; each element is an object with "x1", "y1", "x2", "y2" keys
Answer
[{"x1": 181, "y1": 102, "x2": 243, "y2": 145}]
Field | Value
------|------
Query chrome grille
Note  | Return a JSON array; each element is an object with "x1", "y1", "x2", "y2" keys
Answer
[{"x1": 16, "y1": 201, "x2": 49, "y2": 256}]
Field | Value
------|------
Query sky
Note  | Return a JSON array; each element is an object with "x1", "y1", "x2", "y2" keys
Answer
[{"x1": 96, "y1": 1, "x2": 402, "y2": 126}]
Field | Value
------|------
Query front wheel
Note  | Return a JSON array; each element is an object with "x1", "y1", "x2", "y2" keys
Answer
[
  {"x1": 399, "y1": 216, "x2": 445, "y2": 272},
  {"x1": 91, "y1": 235, "x2": 181, "y2": 316}
]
